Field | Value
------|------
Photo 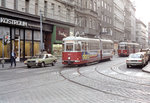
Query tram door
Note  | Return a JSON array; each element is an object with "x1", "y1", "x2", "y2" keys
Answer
[{"x1": 13, "y1": 36, "x2": 20, "y2": 61}]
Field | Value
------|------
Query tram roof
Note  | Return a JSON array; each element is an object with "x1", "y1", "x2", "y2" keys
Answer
[
  {"x1": 119, "y1": 42, "x2": 139, "y2": 45},
  {"x1": 63, "y1": 36, "x2": 114, "y2": 43},
  {"x1": 63, "y1": 36, "x2": 99, "y2": 41},
  {"x1": 100, "y1": 39, "x2": 113, "y2": 43}
]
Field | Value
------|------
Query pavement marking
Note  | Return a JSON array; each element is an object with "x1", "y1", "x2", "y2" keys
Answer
[
  {"x1": 72, "y1": 72, "x2": 79, "y2": 75},
  {"x1": 124, "y1": 71, "x2": 132, "y2": 75},
  {"x1": 109, "y1": 72, "x2": 117, "y2": 75}
]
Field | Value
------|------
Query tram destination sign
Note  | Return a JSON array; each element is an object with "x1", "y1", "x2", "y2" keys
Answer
[{"x1": 0, "y1": 17, "x2": 28, "y2": 27}]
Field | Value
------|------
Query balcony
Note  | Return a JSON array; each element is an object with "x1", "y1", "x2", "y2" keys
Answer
[
  {"x1": 84, "y1": 27, "x2": 98, "y2": 35},
  {"x1": 55, "y1": 0, "x2": 75, "y2": 7}
]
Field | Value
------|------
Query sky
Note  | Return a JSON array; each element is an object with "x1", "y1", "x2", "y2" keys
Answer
[{"x1": 131, "y1": 0, "x2": 150, "y2": 25}]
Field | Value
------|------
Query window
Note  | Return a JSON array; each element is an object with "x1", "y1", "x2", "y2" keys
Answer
[
  {"x1": 51, "y1": 3, "x2": 55, "y2": 16},
  {"x1": 25, "y1": 0, "x2": 30, "y2": 13},
  {"x1": 35, "y1": 0, "x2": 38, "y2": 15},
  {"x1": 101, "y1": 0, "x2": 103, "y2": 7},
  {"x1": 66, "y1": 43, "x2": 73, "y2": 51},
  {"x1": 44, "y1": 1, "x2": 47, "y2": 17},
  {"x1": 58, "y1": 6, "x2": 61, "y2": 16},
  {"x1": 89, "y1": 18, "x2": 92, "y2": 28},
  {"x1": 66, "y1": 9, "x2": 71, "y2": 22},
  {"x1": 90, "y1": 0, "x2": 92, "y2": 9},
  {"x1": 1, "y1": 0, "x2": 6, "y2": 7},
  {"x1": 14, "y1": 0, "x2": 18, "y2": 10}
]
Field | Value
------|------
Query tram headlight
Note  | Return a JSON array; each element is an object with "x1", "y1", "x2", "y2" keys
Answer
[{"x1": 68, "y1": 57, "x2": 71, "y2": 60}]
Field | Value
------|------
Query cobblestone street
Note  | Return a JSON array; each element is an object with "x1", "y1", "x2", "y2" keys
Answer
[{"x1": 0, "y1": 57, "x2": 150, "y2": 103}]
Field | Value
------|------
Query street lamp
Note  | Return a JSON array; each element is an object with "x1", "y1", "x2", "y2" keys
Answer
[{"x1": 40, "y1": 10, "x2": 43, "y2": 52}]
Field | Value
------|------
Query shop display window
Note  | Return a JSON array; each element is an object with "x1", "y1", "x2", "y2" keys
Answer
[
  {"x1": 53, "y1": 44, "x2": 62, "y2": 56},
  {"x1": 25, "y1": 41, "x2": 32, "y2": 58},
  {"x1": 34, "y1": 41, "x2": 40, "y2": 56},
  {"x1": 0, "y1": 40, "x2": 10, "y2": 59}
]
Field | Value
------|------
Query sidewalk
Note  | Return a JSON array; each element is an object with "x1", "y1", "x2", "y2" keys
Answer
[
  {"x1": 0, "y1": 62, "x2": 25, "y2": 70},
  {"x1": 142, "y1": 62, "x2": 150, "y2": 73},
  {"x1": 0, "y1": 58, "x2": 62, "y2": 70}
]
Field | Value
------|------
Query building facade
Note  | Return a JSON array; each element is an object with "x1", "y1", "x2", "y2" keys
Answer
[
  {"x1": 130, "y1": 3, "x2": 136, "y2": 42},
  {"x1": 74, "y1": 0, "x2": 99, "y2": 38},
  {"x1": 124, "y1": 0, "x2": 131, "y2": 41},
  {"x1": 98, "y1": 0, "x2": 113, "y2": 40},
  {"x1": 148, "y1": 22, "x2": 150, "y2": 48},
  {"x1": 0, "y1": 0, "x2": 75, "y2": 61},
  {"x1": 113, "y1": 0, "x2": 125, "y2": 50},
  {"x1": 136, "y1": 19, "x2": 147, "y2": 49}
]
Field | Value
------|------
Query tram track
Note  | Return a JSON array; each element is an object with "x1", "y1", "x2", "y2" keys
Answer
[{"x1": 59, "y1": 61, "x2": 150, "y2": 103}]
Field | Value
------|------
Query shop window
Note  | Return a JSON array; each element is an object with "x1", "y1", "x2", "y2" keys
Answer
[
  {"x1": 53, "y1": 44, "x2": 62, "y2": 56},
  {"x1": 0, "y1": 40, "x2": 10, "y2": 59},
  {"x1": 34, "y1": 41, "x2": 40, "y2": 56},
  {"x1": 25, "y1": 41, "x2": 32, "y2": 58}
]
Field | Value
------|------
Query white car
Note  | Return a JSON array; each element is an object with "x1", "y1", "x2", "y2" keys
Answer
[{"x1": 126, "y1": 52, "x2": 148, "y2": 68}]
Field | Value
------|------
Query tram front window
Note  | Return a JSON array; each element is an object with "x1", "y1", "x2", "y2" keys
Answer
[
  {"x1": 119, "y1": 45, "x2": 126, "y2": 50},
  {"x1": 66, "y1": 43, "x2": 73, "y2": 51},
  {"x1": 75, "y1": 44, "x2": 81, "y2": 51}
]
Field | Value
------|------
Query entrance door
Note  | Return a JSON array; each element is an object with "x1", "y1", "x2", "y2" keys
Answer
[{"x1": 13, "y1": 36, "x2": 20, "y2": 61}]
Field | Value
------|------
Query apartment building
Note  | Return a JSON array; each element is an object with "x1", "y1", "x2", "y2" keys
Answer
[
  {"x1": 74, "y1": 0, "x2": 99, "y2": 38},
  {"x1": 113, "y1": 0, "x2": 125, "y2": 50},
  {"x1": 136, "y1": 19, "x2": 147, "y2": 49},
  {"x1": 0, "y1": 0, "x2": 75, "y2": 61},
  {"x1": 98, "y1": 0, "x2": 113, "y2": 40}
]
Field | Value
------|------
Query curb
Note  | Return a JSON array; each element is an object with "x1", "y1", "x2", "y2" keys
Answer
[{"x1": 142, "y1": 63, "x2": 150, "y2": 73}]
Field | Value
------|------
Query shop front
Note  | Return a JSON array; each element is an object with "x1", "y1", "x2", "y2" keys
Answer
[
  {"x1": 51, "y1": 26, "x2": 70, "y2": 57},
  {"x1": 0, "y1": 16, "x2": 52, "y2": 62}
]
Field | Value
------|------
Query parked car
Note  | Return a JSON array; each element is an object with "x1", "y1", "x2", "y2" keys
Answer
[
  {"x1": 24, "y1": 53, "x2": 57, "y2": 68},
  {"x1": 126, "y1": 52, "x2": 149, "y2": 68},
  {"x1": 140, "y1": 48, "x2": 150, "y2": 61}
]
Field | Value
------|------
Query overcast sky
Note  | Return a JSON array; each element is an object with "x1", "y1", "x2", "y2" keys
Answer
[{"x1": 131, "y1": 0, "x2": 150, "y2": 25}]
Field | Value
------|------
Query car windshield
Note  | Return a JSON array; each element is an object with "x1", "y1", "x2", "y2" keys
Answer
[
  {"x1": 32, "y1": 55, "x2": 45, "y2": 59},
  {"x1": 129, "y1": 54, "x2": 141, "y2": 58}
]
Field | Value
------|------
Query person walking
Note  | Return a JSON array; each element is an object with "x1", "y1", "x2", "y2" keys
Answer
[{"x1": 11, "y1": 51, "x2": 16, "y2": 67}]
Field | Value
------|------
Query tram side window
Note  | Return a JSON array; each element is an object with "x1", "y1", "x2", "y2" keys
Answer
[
  {"x1": 66, "y1": 43, "x2": 73, "y2": 51},
  {"x1": 82, "y1": 42, "x2": 87, "y2": 51},
  {"x1": 75, "y1": 43, "x2": 81, "y2": 51}
]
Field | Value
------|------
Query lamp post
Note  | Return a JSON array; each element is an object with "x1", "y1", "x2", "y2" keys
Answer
[{"x1": 40, "y1": 10, "x2": 43, "y2": 52}]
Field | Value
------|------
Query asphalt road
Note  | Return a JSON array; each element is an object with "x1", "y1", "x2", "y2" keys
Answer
[{"x1": 0, "y1": 56, "x2": 150, "y2": 103}]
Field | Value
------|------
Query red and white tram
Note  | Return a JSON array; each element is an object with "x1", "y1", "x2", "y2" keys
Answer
[
  {"x1": 62, "y1": 36, "x2": 114, "y2": 65},
  {"x1": 118, "y1": 42, "x2": 140, "y2": 57}
]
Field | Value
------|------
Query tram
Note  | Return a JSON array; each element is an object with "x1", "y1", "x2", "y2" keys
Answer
[
  {"x1": 118, "y1": 42, "x2": 140, "y2": 57},
  {"x1": 62, "y1": 36, "x2": 114, "y2": 65}
]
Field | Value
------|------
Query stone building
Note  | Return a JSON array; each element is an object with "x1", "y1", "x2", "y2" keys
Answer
[
  {"x1": 0, "y1": 0, "x2": 75, "y2": 61},
  {"x1": 113, "y1": 0, "x2": 125, "y2": 50},
  {"x1": 136, "y1": 19, "x2": 147, "y2": 49}
]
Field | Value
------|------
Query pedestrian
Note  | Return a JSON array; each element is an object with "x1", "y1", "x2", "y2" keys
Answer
[
  {"x1": 11, "y1": 51, "x2": 16, "y2": 67},
  {"x1": 113, "y1": 49, "x2": 115, "y2": 55}
]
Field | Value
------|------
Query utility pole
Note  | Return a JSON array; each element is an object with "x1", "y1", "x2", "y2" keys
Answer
[
  {"x1": 2, "y1": 35, "x2": 4, "y2": 68},
  {"x1": 40, "y1": 10, "x2": 43, "y2": 52}
]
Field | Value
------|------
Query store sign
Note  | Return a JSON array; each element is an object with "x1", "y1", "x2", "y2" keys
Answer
[
  {"x1": 0, "y1": 17, "x2": 28, "y2": 27},
  {"x1": 56, "y1": 27, "x2": 69, "y2": 41}
]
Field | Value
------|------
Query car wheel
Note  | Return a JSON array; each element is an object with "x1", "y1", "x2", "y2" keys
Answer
[
  {"x1": 52, "y1": 61, "x2": 55, "y2": 66},
  {"x1": 127, "y1": 65, "x2": 129, "y2": 68},
  {"x1": 41, "y1": 62, "x2": 45, "y2": 67},
  {"x1": 27, "y1": 65, "x2": 31, "y2": 68}
]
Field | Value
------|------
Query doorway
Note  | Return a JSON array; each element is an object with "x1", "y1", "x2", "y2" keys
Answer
[{"x1": 13, "y1": 36, "x2": 20, "y2": 62}]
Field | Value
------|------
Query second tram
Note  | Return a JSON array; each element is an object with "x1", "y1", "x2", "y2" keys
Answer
[
  {"x1": 62, "y1": 36, "x2": 113, "y2": 65},
  {"x1": 118, "y1": 42, "x2": 140, "y2": 57}
]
